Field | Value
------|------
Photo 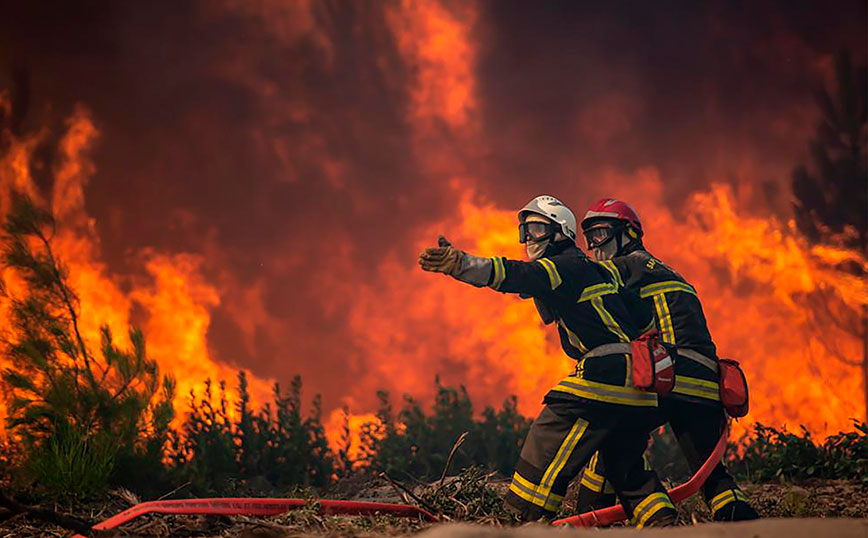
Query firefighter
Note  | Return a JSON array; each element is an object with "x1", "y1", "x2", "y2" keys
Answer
[
  {"x1": 576, "y1": 197, "x2": 759, "y2": 521},
  {"x1": 418, "y1": 195, "x2": 677, "y2": 527}
]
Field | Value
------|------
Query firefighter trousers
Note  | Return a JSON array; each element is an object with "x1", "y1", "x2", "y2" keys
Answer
[
  {"x1": 576, "y1": 398, "x2": 758, "y2": 520},
  {"x1": 505, "y1": 399, "x2": 676, "y2": 526}
]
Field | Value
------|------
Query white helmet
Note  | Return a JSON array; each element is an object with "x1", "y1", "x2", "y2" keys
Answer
[{"x1": 518, "y1": 195, "x2": 578, "y2": 242}]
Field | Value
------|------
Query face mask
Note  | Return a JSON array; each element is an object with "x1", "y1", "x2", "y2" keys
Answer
[
  {"x1": 591, "y1": 232, "x2": 626, "y2": 260},
  {"x1": 526, "y1": 239, "x2": 550, "y2": 260}
]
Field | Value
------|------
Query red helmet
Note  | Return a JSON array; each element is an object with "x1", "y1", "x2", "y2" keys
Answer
[{"x1": 581, "y1": 198, "x2": 643, "y2": 236}]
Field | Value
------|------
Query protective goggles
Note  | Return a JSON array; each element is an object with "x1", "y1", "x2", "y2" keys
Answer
[
  {"x1": 583, "y1": 222, "x2": 621, "y2": 249},
  {"x1": 519, "y1": 221, "x2": 558, "y2": 243}
]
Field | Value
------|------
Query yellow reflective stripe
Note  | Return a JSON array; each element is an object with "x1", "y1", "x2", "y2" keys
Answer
[
  {"x1": 641, "y1": 316, "x2": 656, "y2": 335},
  {"x1": 558, "y1": 319, "x2": 588, "y2": 354},
  {"x1": 710, "y1": 489, "x2": 748, "y2": 513},
  {"x1": 643, "y1": 454, "x2": 651, "y2": 471},
  {"x1": 597, "y1": 260, "x2": 624, "y2": 287},
  {"x1": 652, "y1": 294, "x2": 676, "y2": 344},
  {"x1": 536, "y1": 258, "x2": 562, "y2": 290},
  {"x1": 509, "y1": 472, "x2": 563, "y2": 512},
  {"x1": 591, "y1": 296, "x2": 630, "y2": 342},
  {"x1": 540, "y1": 417, "x2": 588, "y2": 493},
  {"x1": 672, "y1": 375, "x2": 721, "y2": 401},
  {"x1": 489, "y1": 257, "x2": 506, "y2": 289},
  {"x1": 639, "y1": 280, "x2": 697, "y2": 298},
  {"x1": 710, "y1": 490, "x2": 735, "y2": 512},
  {"x1": 577, "y1": 282, "x2": 618, "y2": 302},
  {"x1": 511, "y1": 471, "x2": 539, "y2": 493},
  {"x1": 581, "y1": 472, "x2": 605, "y2": 492},
  {"x1": 582, "y1": 451, "x2": 616, "y2": 493},
  {"x1": 552, "y1": 377, "x2": 657, "y2": 407},
  {"x1": 508, "y1": 482, "x2": 562, "y2": 512},
  {"x1": 632, "y1": 492, "x2": 675, "y2": 528},
  {"x1": 581, "y1": 453, "x2": 606, "y2": 492},
  {"x1": 678, "y1": 376, "x2": 718, "y2": 389}
]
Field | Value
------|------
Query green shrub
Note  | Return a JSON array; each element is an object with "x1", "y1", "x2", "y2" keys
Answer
[
  {"x1": 26, "y1": 421, "x2": 116, "y2": 499},
  {"x1": 359, "y1": 378, "x2": 532, "y2": 481},
  {"x1": 727, "y1": 421, "x2": 868, "y2": 484},
  {"x1": 168, "y1": 372, "x2": 334, "y2": 494}
]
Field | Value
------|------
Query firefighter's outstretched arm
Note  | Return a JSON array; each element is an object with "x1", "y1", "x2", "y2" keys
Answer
[
  {"x1": 418, "y1": 235, "x2": 493, "y2": 287},
  {"x1": 418, "y1": 235, "x2": 556, "y2": 298}
]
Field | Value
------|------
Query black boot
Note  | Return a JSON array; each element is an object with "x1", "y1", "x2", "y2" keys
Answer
[
  {"x1": 713, "y1": 500, "x2": 760, "y2": 521},
  {"x1": 643, "y1": 509, "x2": 678, "y2": 527}
]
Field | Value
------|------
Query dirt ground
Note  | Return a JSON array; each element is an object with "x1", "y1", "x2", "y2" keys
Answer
[
  {"x1": 0, "y1": 478, "x2": 866, "y2": 537},
  {"x1": 418, "y1": 519, "x2": 868, "y2": 538}
]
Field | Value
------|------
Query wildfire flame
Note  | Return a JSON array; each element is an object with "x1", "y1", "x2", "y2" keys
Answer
[
  {"x1": 0, "y1": 97, "x2": 272, "y2": 430},
  {"x1": 1, "y1": 1, "x2": 865, "y2": 459}
]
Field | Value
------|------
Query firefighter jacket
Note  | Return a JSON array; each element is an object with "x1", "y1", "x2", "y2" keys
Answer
[
  {"x1": 596, "y1": 248, "x2": 721, "y2": 405},
  {"x1": 484, "y1": 241, "x2": 657, "y2": 408}
]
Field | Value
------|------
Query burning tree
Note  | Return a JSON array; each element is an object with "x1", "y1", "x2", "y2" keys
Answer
[
  {"x1": 791, "y1": 51, "x2": 868, "y2": 420},
  {"x1": 0, "y1": 193, "x2": 175, "y2": 497}
]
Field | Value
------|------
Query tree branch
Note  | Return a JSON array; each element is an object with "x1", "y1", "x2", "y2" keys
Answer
[{"x1": 0, "y1": 490, "x2": 93, "y2": 535}]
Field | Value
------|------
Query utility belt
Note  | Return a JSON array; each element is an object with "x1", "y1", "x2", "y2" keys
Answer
[
  {"x1": 581, "y1": 332, "x2": 675, "y2": 396},
  {"x1": 582, "y1": 341, "x2": 750, "y2": 418},
  {"x1": 676, "y1": 349, "x2": 749, "y2": 418}
]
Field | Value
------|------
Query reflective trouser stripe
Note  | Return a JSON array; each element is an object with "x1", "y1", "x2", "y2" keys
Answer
[
  {"x1": 581, "y1": 453, "x2": 604, "y2": 492},
  {"x1": 536, "y1": 258, "x2": 563, "y2": 289},
  {"x1": 507, "y1": 418, "x2": 588, "y2": 514},
  {"x1": 580, "y1": 467, "x2": 614, "y2": 494},
  {"x1": 672, "y1": 375, "x2": 721, "y2": 401},
  {"x1": 539, "y1": 417, "x2": 589, "y2": 494},
  {"x1": 581, "y1": 452, "x2": 644, "y2": 494},
  {"x1": 551, "y1": 377, "x2": 658, "y2": 407},
  {"x1": 489, "y1": 257, "x2": 506, "y2": 289},
  {"x1": 508, "y1": 471, "x2": 564, "y2": 513},
  {"x1": 580, "y1": 471, "x2": 605, "y2": 492},
  {"x1": 632, "y1": 492, "x2": 676, "y2": 528},
  {"x1": 710, "y1": 489, "x2": 749, "y2": 513}
]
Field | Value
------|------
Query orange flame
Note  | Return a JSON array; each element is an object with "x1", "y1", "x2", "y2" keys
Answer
[
  {"x1": 1, "y1": 1, "x2": 864, "y2": 457},
  {"x1": 0, "y1": 102, "x2": 272, "y2": 431}
]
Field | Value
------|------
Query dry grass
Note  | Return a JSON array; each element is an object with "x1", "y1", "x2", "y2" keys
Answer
[{"x1": 1, "y1": 477, "x2": 865, "y2": 537}]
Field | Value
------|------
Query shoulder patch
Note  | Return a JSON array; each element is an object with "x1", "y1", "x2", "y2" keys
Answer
[{"x1": 645, "y1": 258, "x2": 657, "y2": 270}]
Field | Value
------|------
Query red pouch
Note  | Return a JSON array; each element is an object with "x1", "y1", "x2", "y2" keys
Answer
[
  {"x1": 718, "y1": 358, "x2": 749, "y2": 417},
  {"x1": 630, "y1": 332, "x2": 675, "y2": 395}
]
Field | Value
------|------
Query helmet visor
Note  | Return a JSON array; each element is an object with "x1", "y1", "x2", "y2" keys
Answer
[
  {"x1": 519, "y1": 221, "x2": 556, "y2": 244},
  {"x1": 583, "y1": 223, "x2": 617, "y2": 249}
]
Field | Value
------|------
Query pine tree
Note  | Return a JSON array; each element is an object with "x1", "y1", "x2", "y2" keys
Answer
[{"x1": 0, "y1": 193, "x2": 175, "y2": 497}]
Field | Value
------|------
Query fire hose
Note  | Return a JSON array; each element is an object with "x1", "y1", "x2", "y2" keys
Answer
[
  {"x1": 72, "y1": 424, "x2": 728, "y2": 536},
  {"x1": 70, "y1": 498, "x2": 437, "y2": 537}
]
